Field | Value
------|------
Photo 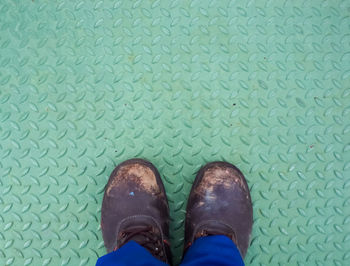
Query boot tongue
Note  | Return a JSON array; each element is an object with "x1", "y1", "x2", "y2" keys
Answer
[
  {"x1": 196, "y1": 221, "x2": 237, "y2": 244},
  {"x1": 119, "y1": 225, "x2": 156, "y2": 246},
  {"x1": 115, "y1": 217, "x2": 169, "y2": 263},
  {"x1": 118, "y1": 225, "x2": 167, "y2": 262}
]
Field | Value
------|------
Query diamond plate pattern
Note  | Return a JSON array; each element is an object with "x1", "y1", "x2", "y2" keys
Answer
[{"x1": 1, "y1": 0, "x2": 350, "y2": 265}]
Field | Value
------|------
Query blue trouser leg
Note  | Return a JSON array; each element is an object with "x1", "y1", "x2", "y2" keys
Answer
[
  {"x1": 96, "y1": 235, "x2": 244, "y2": 266},
  {"x1": 181, "y1": 235, "x2": 244, "y2": 266},
  {"x1": 96, "y1": 241, "x2": 167, "y2": 266}
]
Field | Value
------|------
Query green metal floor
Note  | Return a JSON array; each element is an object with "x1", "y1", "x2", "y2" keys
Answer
[{"x1": 1, "y1": 0, "x2": 349, "y2": 265}]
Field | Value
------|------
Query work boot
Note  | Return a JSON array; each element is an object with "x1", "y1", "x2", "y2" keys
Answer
[
  {"x1": 185, "y1": 161, "x2": 253, "y2": 258},
  {"x1": 101, "y1": 159, "x2": 171, "y2": 264}
]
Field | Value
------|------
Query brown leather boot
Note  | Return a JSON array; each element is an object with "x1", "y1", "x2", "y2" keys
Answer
[
  {"x1": 101, "y1": 159, "x2": 171, "y2": 264},
  {"x1": 185, "y1": 161, "x2": 253, "y2": 258}
]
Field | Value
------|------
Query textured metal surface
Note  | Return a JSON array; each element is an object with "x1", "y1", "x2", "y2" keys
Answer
[{"x1": 1, "y1": 0, "x2": 350, "y2": 265}]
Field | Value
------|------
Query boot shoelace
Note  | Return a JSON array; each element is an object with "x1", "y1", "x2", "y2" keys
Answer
[{"x1": 116, "y1": 226, "x2": 167, "y2": 262}]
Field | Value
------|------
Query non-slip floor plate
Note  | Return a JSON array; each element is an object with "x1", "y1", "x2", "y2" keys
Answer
[{"x1": 1, "y1": 0, "x2": 350, "y2": 265}]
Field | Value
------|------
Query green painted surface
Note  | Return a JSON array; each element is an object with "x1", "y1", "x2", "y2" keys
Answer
[{"x1": 1, "y1": 0, "x2": 349, "y2": 265}]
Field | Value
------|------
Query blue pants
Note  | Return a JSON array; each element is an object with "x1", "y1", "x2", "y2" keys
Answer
[{"x1": 96, "y1": 235, "x2": 244, "y2": 266}]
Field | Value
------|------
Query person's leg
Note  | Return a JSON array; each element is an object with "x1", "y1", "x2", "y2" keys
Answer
[
  {"x1": 181, "y1": 235, "x2": 244, "y2": 266},
  {"x1": 97, "y1": 159, "x2": 172, "y2": 265},
  {"x1": 96, "y1": 241, "x2": 167, "y2": 266},
  {"x1": 183, "y1": 161, "x2": 253, "y2": 265}
]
